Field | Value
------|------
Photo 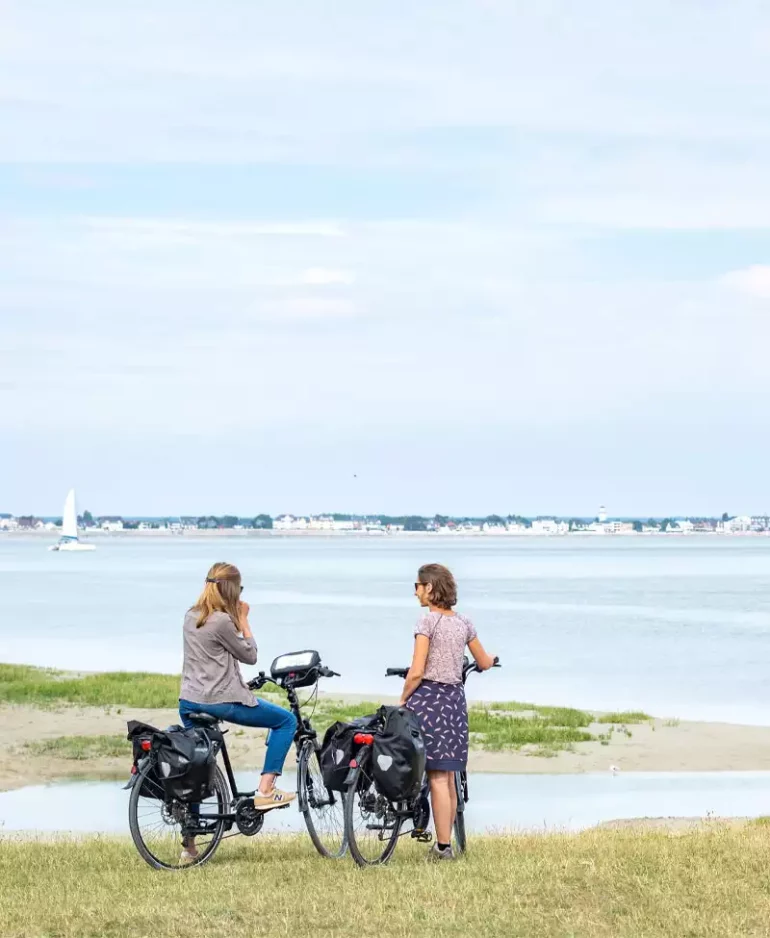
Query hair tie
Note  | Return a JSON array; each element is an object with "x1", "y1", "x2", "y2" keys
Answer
[{"x1": 205, "y1": 577, "x2": 219, "y2": 583}]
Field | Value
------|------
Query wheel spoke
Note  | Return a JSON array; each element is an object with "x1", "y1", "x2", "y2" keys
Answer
[
  {"x1": 299, "y1": 746, "x2": 346, "y2": 859},
  {"x1": 129, "y1": 761, "x2": 229, "y2": 870},
  {"x1": 344, "y1": 761, "x2": 401, "y2": 866}
]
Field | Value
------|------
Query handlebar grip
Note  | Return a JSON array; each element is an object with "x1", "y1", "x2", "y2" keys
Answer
[{"x1": 385, "y1": 668, "x2": 409, "y2": 677}]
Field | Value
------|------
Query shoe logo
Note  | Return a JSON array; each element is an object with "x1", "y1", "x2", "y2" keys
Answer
[{"x1": 377, "y1": 755, "x2": 393, "y2": 771}]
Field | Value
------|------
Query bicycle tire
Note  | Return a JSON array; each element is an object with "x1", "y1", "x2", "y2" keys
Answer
[
  {"x1": 344, "y1": 755, "x2": 402, "y2": 867},
  {"x1": 453, "y1": 771, "x2": 467, "y2": 854},
  {"x1": 298, "y1": 741, "x2": 347, "y2": 859},
  {"x1": 129, "y1": 761, "x2": 229, "y2": 871}
]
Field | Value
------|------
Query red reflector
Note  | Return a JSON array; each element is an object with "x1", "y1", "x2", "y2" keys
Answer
[
  {"x1": 130, "y1": 765, "x2": 137, "y2": 775},
  {"x1": 353, "y1": 733, "x2": 374, "y2": 745},
  {"x1": 140, "y1": 739, "x2": 152, "y2": 751},
  {"x1": 349, "y1": 760, "x2": 357, "y2": 768}
]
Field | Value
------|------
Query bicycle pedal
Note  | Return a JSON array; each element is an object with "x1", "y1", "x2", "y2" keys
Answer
[{"x1": 411, "y1": 829, "x2": 433, "y2": 843}]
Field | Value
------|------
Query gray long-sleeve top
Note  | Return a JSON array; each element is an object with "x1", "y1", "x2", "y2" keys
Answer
[{"x1": 179, "y1": 609, "x2": 258, "y2": 707}]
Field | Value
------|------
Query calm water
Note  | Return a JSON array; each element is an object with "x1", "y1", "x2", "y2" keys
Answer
[
  {"x1": 2, "y1": 535, "x2": 770, "y2": 722},
  {"x1": 1, "y1": 773, "x2": 769, "y2": 834}
]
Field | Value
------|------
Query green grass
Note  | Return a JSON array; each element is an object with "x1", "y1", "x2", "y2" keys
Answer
[
  {"x1": 312, "y1": 699, "x2": 381, "y2": 734},
  {"x1": 0, "y1": 663, "x2": 650, "y2": 756},
  {"x1": 597, "y1": 711, "x2": 652, "y2": 724},
  {"x1": 0, "y1": 663, "x2": 179, "y2": 709},
  {"x1": 1, "y1": 830, "x2": 769, "y2": 937},
  {"x1": 468, "y1": 711, "x2": 594, "y2": 750},
  {"x1": 21, "y1": 734, "x2": 129, "y2": 761},
  {"x1": 467, "y1": 702, "x2": 594, "y2": 751}
]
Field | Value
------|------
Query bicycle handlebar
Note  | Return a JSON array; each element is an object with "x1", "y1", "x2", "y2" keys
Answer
[
  {"x1": 247, "y1": 664, "x2": 340, "y2": 691},
  {"x1": 385, "y1": 657, "x2": 500, "y2": 681}
]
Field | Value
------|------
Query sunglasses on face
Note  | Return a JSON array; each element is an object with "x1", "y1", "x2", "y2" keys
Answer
[{"x1": 414, "y1": 582, "x2": 423, "y2": 591}]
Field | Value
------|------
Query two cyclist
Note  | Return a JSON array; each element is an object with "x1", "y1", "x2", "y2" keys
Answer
[{"x1": 178, "y1": 559, "x2": 496, "y2": 863}]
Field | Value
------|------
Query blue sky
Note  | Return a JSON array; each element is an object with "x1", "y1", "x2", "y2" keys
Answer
[{"x1": 2, "y1": 0, "x2": 769, "y2": 516}]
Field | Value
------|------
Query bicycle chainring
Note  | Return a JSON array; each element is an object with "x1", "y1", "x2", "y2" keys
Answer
[{"x1": 235, "y1": 798, "x2": 265, "y2": 836}]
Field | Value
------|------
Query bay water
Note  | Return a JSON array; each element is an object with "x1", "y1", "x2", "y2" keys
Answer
[{"x1": 2, "y1": 535, "x2": 769, "y2": 723}]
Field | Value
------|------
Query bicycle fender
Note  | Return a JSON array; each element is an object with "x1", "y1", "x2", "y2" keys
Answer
[{"x1": 344, "y1": 746, "x2": 370, "y2": 787}]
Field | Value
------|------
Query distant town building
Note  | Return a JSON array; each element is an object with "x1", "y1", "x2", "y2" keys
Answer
[
  {"x1": 598, "y1": 505, "x2": 608, "y2": 523},
  {"x1": 718, "y1": 515, "x2": 753, "y2": 534},
  {"x1": 274, "y1": 515, "x2": 309, "y2": 531},
  {"x1": 531, "y1": 519, "x2": 569, "y2": 536}
]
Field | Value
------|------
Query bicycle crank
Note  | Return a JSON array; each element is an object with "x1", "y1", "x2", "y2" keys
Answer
[{"x1": 235, "y1": 798, "x2": 266, "y2": 836}]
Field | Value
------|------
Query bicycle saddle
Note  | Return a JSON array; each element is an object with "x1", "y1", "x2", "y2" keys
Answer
[{"x1": 186, "y1": 712, "x2": 221, "y2": 727}]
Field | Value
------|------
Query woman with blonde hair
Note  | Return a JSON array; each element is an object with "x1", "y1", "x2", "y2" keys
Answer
[
  {"x1": 178, "y1": 562, "x2": 297, "y2": 859},
  {"x1": 400, "y1": 563, "x2": 496, "y2": 861}
]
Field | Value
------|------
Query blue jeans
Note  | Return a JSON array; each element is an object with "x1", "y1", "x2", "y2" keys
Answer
[{"x1": 179, "y1": 697, "x2": 297, "y2": 777}]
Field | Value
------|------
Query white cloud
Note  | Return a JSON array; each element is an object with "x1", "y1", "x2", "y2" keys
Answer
[
  {"x1": 301, "y1": 268, "x2": 355, "y2": 286},
  {"x1": 720, "y1": 265, "x2": 770, "y2": 300}
]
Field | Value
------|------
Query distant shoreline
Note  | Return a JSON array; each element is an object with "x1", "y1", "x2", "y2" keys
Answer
[{"x1": 3, "y1": 529, "x2": 770, "y2": 540}]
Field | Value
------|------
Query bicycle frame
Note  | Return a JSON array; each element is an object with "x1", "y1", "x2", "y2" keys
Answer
[{"x1": 129, "y1": 666, "x2": 336, "y2": 831}]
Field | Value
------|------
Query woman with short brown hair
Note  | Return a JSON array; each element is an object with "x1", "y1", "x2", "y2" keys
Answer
[{"x1": 400, "y1": 563, "x2": 496, "y2": 861}]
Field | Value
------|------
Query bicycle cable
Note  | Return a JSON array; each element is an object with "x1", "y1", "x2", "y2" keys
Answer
[{"x1": 299, "y1": 680, "x2": 320, "y2": 719}]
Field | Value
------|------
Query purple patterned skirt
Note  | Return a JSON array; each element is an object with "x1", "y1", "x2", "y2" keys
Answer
[{"x1": 407, "y1": 680, "x2": 468, "y2": 772}]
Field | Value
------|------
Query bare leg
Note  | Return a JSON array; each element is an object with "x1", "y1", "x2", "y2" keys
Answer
[
  {"x1": 428, "y1": 770, "x2": 455, "y2": 845},
  {"x1": 259, "y1": 772, "x2": 278, "y2": 795},
  {"x1": 448, "y1": 773, "x2": 458, "y2": 827}
]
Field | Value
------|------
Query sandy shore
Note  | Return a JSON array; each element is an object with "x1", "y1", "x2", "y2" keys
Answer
[{"x1": 2, "y1": 701, "x2": 770, "y2": 793}]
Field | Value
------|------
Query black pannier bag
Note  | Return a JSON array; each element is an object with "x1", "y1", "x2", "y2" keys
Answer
[
  {"x1": 319, "y1": 715, "x2": 378, "y2": 791},
  {"x1": 371, "y1": 705, "x2": 425, "y2": 802},
  {"x1": 153, "y1": 726, "x2": 218, "y2": 803}
]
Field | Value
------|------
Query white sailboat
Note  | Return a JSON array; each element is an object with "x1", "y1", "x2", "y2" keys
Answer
[{"x1": 48, "y1": 489, "x2": 96, "y2": 552}]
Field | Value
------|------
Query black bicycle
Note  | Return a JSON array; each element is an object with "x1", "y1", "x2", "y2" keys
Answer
[
  {"x1": 126, "y1": 650, "x2": 346, "y2": 870},
  {"x1": 343, "y1": 656, "x2": 500, "y2": 867}
]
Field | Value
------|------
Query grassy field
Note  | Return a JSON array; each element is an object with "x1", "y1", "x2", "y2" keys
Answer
[
  {"x1": 20, "y1": 734, "x2": 129, "y2": 760},
  {"x1": 1, "y1": 663, "x2": 648, "y2": 756},
  {"x1": 1, "y1": 828, "x2": 769, "y2": 937},
  {"x1": 0, "y1": 663, "x2": 180, "y2": 709}
]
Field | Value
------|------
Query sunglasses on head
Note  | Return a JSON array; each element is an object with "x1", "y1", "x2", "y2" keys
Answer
[{"x1": 206, "y1": 577, "x2": 244, "y2": 593}]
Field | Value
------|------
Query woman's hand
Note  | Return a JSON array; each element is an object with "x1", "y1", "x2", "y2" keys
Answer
[{"x1": 237, "y1": 601, "x2": 252, "y2": 637}]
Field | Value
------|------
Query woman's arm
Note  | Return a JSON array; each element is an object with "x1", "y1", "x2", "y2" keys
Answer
[
  {"x1": 467, "y1": 636, "x2": 495, "y2": 671},
  {"x1": 215, "y1": 606, "x2": 258, "y2": 665},
  {"x1": 399, "y1": 635, "x2": 430, "y2": 706}
]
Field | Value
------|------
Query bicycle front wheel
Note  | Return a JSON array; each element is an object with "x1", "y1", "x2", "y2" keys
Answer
[
  {"x1": 344, "y1": 754, "x2": 402, "y2": 867},
  {"x1": 298, "y1": 742, "x2": 346, "y2": 859},
  {"x1": 453, "y1": 770, "x2": 467, "y2": 854},
  {"x1": 128, "y1": 761, "x2": 229, "y2": 871}
]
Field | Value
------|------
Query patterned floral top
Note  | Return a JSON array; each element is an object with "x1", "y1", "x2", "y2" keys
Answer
[{"x1": 414, "y1": 611, "x2": 477, "y2": 684}]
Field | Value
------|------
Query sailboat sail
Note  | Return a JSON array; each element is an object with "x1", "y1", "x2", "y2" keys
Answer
[{"x1": 62, "y1": 489, "x2": 78, "y2": 541}]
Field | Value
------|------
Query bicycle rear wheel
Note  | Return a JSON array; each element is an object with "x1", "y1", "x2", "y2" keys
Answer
[
  {"x1": 453, "y1": 771, "x2": 467, "y2": 854},
  {"x1": 298, "y1": 742, "x2": 346, "y2": 858},
  {"x1": 128, "y1": 761, "x2": 229, "y2": 871},
  {"x1": 344, "y1": 755, "x2": 402, "y2": 867}
]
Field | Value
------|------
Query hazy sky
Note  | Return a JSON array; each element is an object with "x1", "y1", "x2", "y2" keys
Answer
[{"x1": 2, "y1": 1, "x2": 769, "y2": 517}]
